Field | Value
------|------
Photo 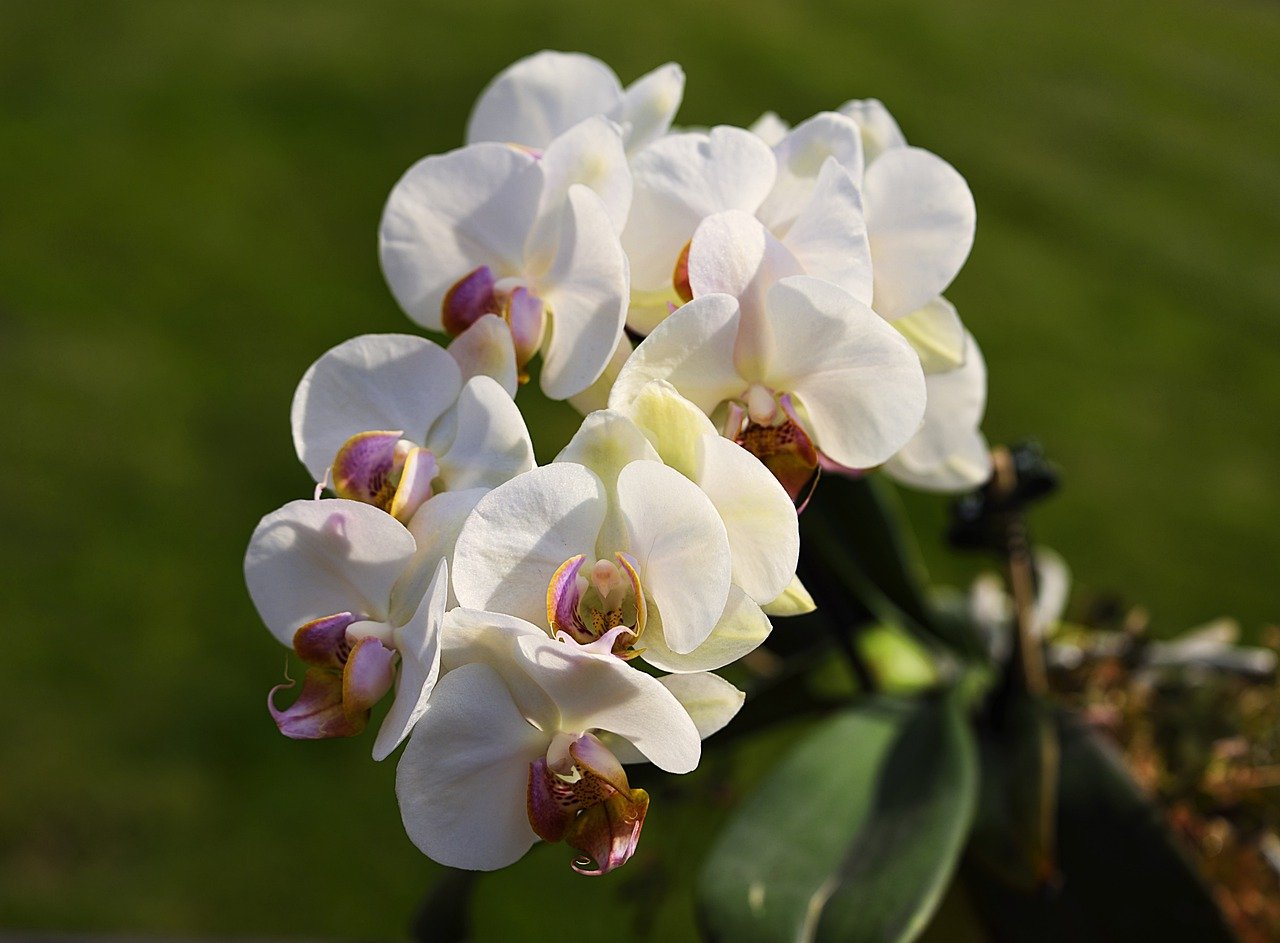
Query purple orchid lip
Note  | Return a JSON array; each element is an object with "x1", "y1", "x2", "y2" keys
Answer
[
  {"x1": 734, "y1": 393, "x2": 820, "y2": 504},
  {"x1": 442, "y1": 265, "x2": 500, "y2": 337},
  {"x1": 526, "y1": 734, "x2": 650, "y2": 876},
  {"x1": 506, "y1": 287, "x2": 545, "y2": 378},
  {"x1": 331, "y1": 431, "x2": 404, "y2": 507},
  {"x1": 547, "y1": 555, "x2": 592, "y2": 644}
]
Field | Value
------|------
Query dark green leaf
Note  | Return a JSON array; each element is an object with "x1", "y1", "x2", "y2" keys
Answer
[
  {"x1": 698, "y1": 693, "x2": 977, "y2": 943},
  {"x1": 964, "y1": 714, "x2": 1236, "y2": 943}
]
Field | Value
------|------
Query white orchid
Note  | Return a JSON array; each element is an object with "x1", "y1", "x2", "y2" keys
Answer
[
  {"x1": 466, "y1": 49, "x2": 684, "y2": 157},
  {"x1": 292, "y1": 333, "x2": 534, "y2": 523},
  {"x1": 452, "y1": 403, "x2": 794, "y2": 672},
  {"x1": 884, "y1": 331, "x2": 993, "y2": 492},
  {"x1": 379, "y1": 125, "x2": 630, "y2": 400},
  {"x1": 622, "y1": 122, "x2": 872, "y2": 335},
  {"x1": 245, "y1": 499, "x2": 460, "y2": 759},
  {"x1": 397, "y1": 609, "x2": 740, "y2": 873},
  {"x1": 611, "y1": 274, "x2": 926, "y2": 497}
]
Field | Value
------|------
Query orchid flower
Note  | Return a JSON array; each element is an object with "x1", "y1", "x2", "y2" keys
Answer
[
  {"x1": 291, "y1": 333, "x2": 534, "y2": 524},
  {"x1": 610, "y1": 274, "x2": 926, "y2": 499},
  {"x1": 379, "y1": 126, "x2": 630, "y2": 400},
  {"x1": 466, "y1": 49, "x2": 685, "y2": 157},
  {"x1": 397, "y1": 609, "x2": 732, "y2": 873},
  {"x1": 883, "y1": 331, "x2": 993, "y2": 492},
  {"x1": 244, "y1": 499, "x2": 462, "y2": 759},
  {"x1": 621, "y1": 122, "x2": 871, "y2": 335},
  {"x1": 451, "y1": 410, "x2": 784, "y2": 672}
]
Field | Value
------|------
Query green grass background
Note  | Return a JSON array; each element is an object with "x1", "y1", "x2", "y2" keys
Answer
[{"x1": 1, "y1": 0, "x2": 1276, "y2": 936}]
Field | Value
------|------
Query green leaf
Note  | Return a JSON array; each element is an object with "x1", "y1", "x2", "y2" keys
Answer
[
  {"x1": 698, "y1": 693, "x2": 978, "y2": 943},
  {"x1": 965, "y1": 714, "x2": 1236, "y2": 942}
]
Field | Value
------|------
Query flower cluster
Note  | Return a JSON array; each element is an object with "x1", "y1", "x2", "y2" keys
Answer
[{"x1": 245, "y1": 50, "x2": 989, "y2": 876}]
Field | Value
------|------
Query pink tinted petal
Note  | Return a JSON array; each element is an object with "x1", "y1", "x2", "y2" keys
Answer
[
  {"x1": 331, "y1": 431, "x2": 404, "y2": 507},
  {"x1": 547, "y1": 554, "x2": 591, "y2": 643},
  {"x1": 268, "y1": 669, "x2": 367, "y2": 740},
  {"x1": 566, "y1": 789, "x2": 649, "y2": 875},
  {"x1": 507, "y1": 286, "x2": 546, "y2": 375},
  {"x1": 570, "y1": 732, "x2": 629, "y2": 794},
  {"x1": 389, "y1": 448, "x2": 438, "y2": 524},
  {"x1": 441, "y1": 265, "x2": 499, "y2": 337},
  {"x1": 342, "y1": 636, "x2": 396, "y2": 713},
  {"x1": 292, "y1": 612, "x2": 361, "y2": 668},
  {"x1": 527, "y1": 756, "x2": 577, "y2": 843}
]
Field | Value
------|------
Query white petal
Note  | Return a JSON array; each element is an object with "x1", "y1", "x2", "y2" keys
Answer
[
  {"x1": 757, "y1": 111, "x2": 864, "y2": 234},
  {"x1": 605, "y1": 671, "x2": 745, "y2": 764},
  {"x1": 760, "y1": 276, "x2": 926, "y2": 469},
  {"x1": 448, "y1": 314, "x2": 518, "y2": 396},
  {"x1": 391, "y1": 487, "x2": 488, "y2": 616},
  {"x1": 748, "y1": 111, "x2": 791, "y2": 147},
  {"x1": 613, "y1": 379, "x2": 717, "y2": 480},
  {"x1": 536, "y1": 115, "x2": 632, "y2": 236},
  {"x1": 555, "y1": 410, "x2": 660, "y2": 554},
  {"x1": 245, "y1": 498, "x2": 416, "y2": 644},
  {"x1": 762, "y1": 574, "x2": 816, "y2": 617},
  {"x1": 780, "y1": 158, "x2": 874, "y2": 305},
  {"x1": 515, "y1": 633, "x2": 701, "y2": 773},
  {"x1": 567, "y1": 334, "x2": 632, "y2": 417},
  {"x1": 688, "y1": 211, "x2": 803, "y2": 376},
  {"x1": 374, "y1": 559, "x2": 448, "y2": 760},
  {"x1": 609, "y1": 294, "x2": 745, "y2": 417},
  {"x1": 883, "y1": 331, "x2": 991, "y2": 492},
  {"x1": 396, "y1": 662, "x2": 548, "y2": 870},
  {"x1": 697, "y1": 434, "x2": 799, "y2": 604},
  {"x1": 452, "y1": 464, "x2": 607, "y2": 627},
  {"x1": 379, "y1": 143, "x2": 542, "y2": 329},
  {"x1": 536, "y1": 185, "x2": 628, "y2": 400},
  {"x1": 466, "y1": 51, "x2": 623, "y2": 150},
  {"x1": 441, "y1": 608, "x2": 561, "y2": 730},
  {"x1": 291, "y1": 333, "x2": 462, "y2": 483},
  {"x1": 623, "y1": 127, "x2": 777, "y2": 290},
  {"x1": 893, "y1": 296, "x2": 967, "y2": 373},
  {"x1": 837, "y1": 98, "x2": 908, "y2": 165},
  {"x1": 864, "y1": 146, "x2": 976, "y2": 320},
  {"x1": 431, "y1": 375, "x2": 535, "y2": 491},
  {"x1": 615, "y1": 62, "x2": 684, "y2": 154},
  {"x1": 616, "y1": 461, "x2": 732, "y2": 654},
  {"x1": 639, "y1": 586, "x2": 771, "y2": 673}
]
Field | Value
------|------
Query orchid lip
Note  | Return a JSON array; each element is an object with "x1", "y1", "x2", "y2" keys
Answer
[
  {"x1": 442, "y1": 265, "x2": 500, "y2": 337},
  {"x1": 330, "y1": 431, "x2": 438, "y2": 523},
  {"x1": 546, "y1": 552, "x2": 646, "y2": 653}
]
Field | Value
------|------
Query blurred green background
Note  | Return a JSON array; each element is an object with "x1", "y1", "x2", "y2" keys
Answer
[{"x1": 2, "y1": 0, "x2": 1276, "y2": 937}]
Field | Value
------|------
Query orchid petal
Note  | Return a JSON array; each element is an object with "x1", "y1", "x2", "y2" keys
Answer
[
  {"x1": 864, "y1": 146, "x2": 976, "y2": 320},
  {"x1": 639, "y1": 585, "x2": 771, "y2": 673},
  {"x1": 609, "y1": 293, "x2": 745, "y2": 417},
  {"x1": 837, "y1": 98, "x2": 908, "y2": 165},
  {"x1": 245, "y1": 499, "x2": 416, "y2": 645},
  {"x1": 759, "y1": 276, "x2": 926, "y2": 469},
  {"x1": 536, "y1": 185, "x2": 628, "y2": 400},
  {"x1": 342, "y1": 636, "x2": 397, "y2": 713},
  {"x1": 567, "y1": 334, "x2": 632, "y2": 416},
  {"x1": 762, "y1": 574, "x2": 817, "y2": 617},
  {"x1": 452, "y1": 464, "x2": 608, "y2": 628},
  {"x1": 448, "y1": 313, "x2": 518, "y2": 396},
  {"x1": 615, "y1": 62, "x2": 684, "y2": 154},
  {"x1": 514, "y1": 633, "x2": 701, "y2": 773},
  {"x1": 396, "y1": 662, "x2": 547, "y2": 871},
  {"x1": 757, "y1": 111, "x2": 864, "y2": 234},
  {"x1": 893, "y1": 296, "x2": 967, "y2": 373},
  {"x1": 380, "y1": 143, "x2": 542, "y2": 329},
  {"x1": 624, "y1": 127, "x2": 777, "y2": 291},
  {"x1": 373, "y1": 559, "x2": 448, "y2": 761},
  {"x1": 748, "y1": 111, "x2": 791, "y2": 146},
  {"x1": 698, "y1": 433, "x2": 799, "y2": 604},
  {"x1": 389, "y1": 486, "x2": 487, "y2": 617},
  {"x1": 883, "y1": 332, "x2": 992, "y2": 492},
  {"x1": 604, "y1": 671, "x2": 746, "y2": 764},
  {"x1": 466, "y1": 51, "x2": 623, "y2": 150},
  {"x1": 431, "y1": 375, "x2": 535, "y2": 491},
  {"x1": 440, "y1": 608, "x2": 561, "y2": 731},
  {"x1": 780, "y1": 158, "x2": 874, "y2": 305},
  {"x1": 536, "y1": 115, "x2": 632, "y2": 235},
  {"x1": 614, "y1": 379, "x2": 717, "y2": 480},
  {"x1": 616, "y1": 461, "x2": 732, "y2": 655},
  {"x1": 291, "y1": 334, "x2": 462, "y2": 483}
]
